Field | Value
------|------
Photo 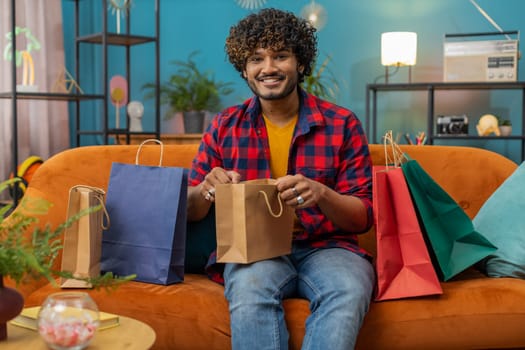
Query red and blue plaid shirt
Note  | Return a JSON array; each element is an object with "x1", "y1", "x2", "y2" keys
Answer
[{"x1": 189, "y1": 89, "x2": 373, "y2": 284}]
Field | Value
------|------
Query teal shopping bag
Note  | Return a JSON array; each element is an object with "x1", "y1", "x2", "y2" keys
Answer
[{"x1": 401, "y1": 159, "x2": 497, "y2": 281}]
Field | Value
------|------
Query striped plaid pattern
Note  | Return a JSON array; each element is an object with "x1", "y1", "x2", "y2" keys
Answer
[{"x1": 189, "y1": 89, "x2": 373, "y2": 283}]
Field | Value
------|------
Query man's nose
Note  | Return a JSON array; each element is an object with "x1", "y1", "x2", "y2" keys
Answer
[{"x1": 261, "y1": 57, "x2": 278, "y2": 73}]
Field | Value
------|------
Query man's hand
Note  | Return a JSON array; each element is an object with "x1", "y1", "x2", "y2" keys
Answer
[
  {"x1": 275, "y1": 174, "x2": 324, "y2": 208},
  {"x1": 187, "y1": 168, "x2": 241, "y2": 221},
  {"x1": 199, "y1": 168, "x2": 241, "y2": 203},
  {"x1": 275, "y1": 174, "x2": 368, "y2": 232}
]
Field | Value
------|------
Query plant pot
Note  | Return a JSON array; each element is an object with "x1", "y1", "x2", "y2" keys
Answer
[
  {"x1": 183, "y1": 111, "x2": 205, "y2": 134},
  {"x1": 499, "y1": 125, "x2": 512, "y2": 136},
  {"x1": 0, "y1": 275, "x2": 24, "y2": 341}
]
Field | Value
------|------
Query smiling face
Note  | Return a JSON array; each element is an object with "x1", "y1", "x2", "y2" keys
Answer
[{"x1": 243, "y1": 48, "x2": 303, "y2": 101}]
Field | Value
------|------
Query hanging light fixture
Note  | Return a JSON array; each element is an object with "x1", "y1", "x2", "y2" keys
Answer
[
  {"x1": 300, "y1": 0, "x2": 328, "y2": 30},
  {"x1": 381, "y1": 31, "x2": 417, "y2": 83},
  {"x1": 235, "y1": 0, "x2": 267, "y2": 10}
]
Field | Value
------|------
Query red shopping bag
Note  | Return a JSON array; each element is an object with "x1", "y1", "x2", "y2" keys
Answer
[{"x1": 373, "y1": 165, "x2": 442, "y2": 301}]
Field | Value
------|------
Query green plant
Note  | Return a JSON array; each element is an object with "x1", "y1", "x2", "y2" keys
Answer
[
  {"x1": 499, "y1": 118, "x2": 512, "y2": 126},
  {"x1": 0, "y1": 178, "x2": 134, "y2": 290},
  {"x1": 143, "y1": 51, "x2": 234, "y2": 119},
  {"x1": 302, "y1": 54, "x2": 340, "y2": 102}
]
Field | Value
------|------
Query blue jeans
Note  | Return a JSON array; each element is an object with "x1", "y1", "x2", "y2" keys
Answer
[{"x1": 223, "y1": 245, "x2": 375, "y2": 350}]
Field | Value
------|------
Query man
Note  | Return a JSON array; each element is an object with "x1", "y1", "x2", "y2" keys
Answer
[{"x1": 187, "y1": 8, "x2": 375, "y2": 350}]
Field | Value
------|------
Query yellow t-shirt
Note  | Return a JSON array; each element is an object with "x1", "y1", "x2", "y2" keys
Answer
[{"x1": 263, "y1": 114, "x2": 298, "y2": 178}]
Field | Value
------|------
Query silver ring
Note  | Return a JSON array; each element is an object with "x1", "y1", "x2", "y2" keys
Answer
[
  {"x1": 291, "y1": 187, "x2": 299, "y2": 197},
  {"x1": 205, "y1": 193, "x2": 211, "y2": 201},
  {"x1": 208, "y1": 188, "x2": 216, "y2": 197},
  {"x1": 296, "y1": 195, "x2": 305, "y2": 205}
]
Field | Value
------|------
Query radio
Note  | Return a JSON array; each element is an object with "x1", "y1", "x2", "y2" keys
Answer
[{"x1": 443, "y1": 31, "x2": 519, "y2": 82}]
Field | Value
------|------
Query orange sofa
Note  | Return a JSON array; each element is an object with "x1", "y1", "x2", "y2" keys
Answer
[{"x1": 7, "y1": 143, "x2": 525, "y2": 349}]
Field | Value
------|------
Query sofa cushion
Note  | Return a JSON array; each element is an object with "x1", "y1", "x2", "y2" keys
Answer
[
  {"x1": 356, "y1": 277, "x2": 525, "y2": 349},
  {"x1": 473, "y1": 161, "x2": 525, "y2": 278},
  {"x1": 185, "y1": 206, "x2": 216, "y2": 274}
]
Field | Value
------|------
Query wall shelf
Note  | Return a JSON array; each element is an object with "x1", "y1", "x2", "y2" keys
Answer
[
  {"x1": 365, "y1": 81, "x2": 525, "y2": 161},
  {"x1": 5, "y1": 0, "x2": 161, "y2": 206},
  {"x1": 72, "y1": 0, "x2": 161, "y2": 146},
  {"x1": 77, "y1": 33, "x2": 157, "y2": 46},
  {"x1": 0, "y1": 92, "x2": 104, "y2": 101}
]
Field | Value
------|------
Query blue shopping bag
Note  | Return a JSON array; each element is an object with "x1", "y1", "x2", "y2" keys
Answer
[{"x1": 101, "y1": 140, "x2": 187, "y2": 285}]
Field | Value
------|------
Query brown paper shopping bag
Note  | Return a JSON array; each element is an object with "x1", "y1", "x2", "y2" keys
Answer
[
  {"x1": 60, "y1": 185, "x2": 109, "y2": 288},
  {"x1": 215, "y1": 179, "x2": 295, "y2": 263}
]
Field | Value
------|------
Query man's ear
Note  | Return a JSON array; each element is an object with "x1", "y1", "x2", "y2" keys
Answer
[
  {"x1": 298, "y1": 65, "x2": 305, "y2": 74},
  {"x1": 242, "y1": 70, "x2": 247, "y2": 78}
]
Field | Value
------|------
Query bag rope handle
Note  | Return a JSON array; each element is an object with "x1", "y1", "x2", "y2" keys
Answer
[
  {"x1": 71, "y1": 185, "x2": 110, "y2": 230},
  {"x1": 258, "y1": 190, "x2": 284, "y2": 218},
  {"x1": 95, "y1": 193, "x2": 110, "y2": 230},
  {"x1": 135, "y1": 139, "x2": 164, "y2": 166},
  {"x1": 383, "y1": 130, "x2": 408, "y2": 169}
]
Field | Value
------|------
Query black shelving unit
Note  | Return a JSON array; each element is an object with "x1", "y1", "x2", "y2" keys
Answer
[
  {"x1": 366, "y1": 82, "x2": 525, "y2": 161},
  {"x1": 0, "y1": 0, "x2": 92, "y2": 205},
  {"x1": 73, "y1": 0, "x2": 160, "y2": 146},
  {"x1": 1, "y1": 0, "x2": 160, "y2": 205}
]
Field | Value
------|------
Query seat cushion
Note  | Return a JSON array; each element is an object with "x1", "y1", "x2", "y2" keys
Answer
[
  {"x1": 185, "y1": 206, "x2": 217, "y2": 274},
  {"x1": 24, "y1": 273, "x2": 525, "y2": 350},
  {"x1": 356, "y1": 277, "x2": 525, "y2": 349}
]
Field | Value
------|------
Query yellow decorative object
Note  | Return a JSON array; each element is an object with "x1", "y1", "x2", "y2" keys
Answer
[
  {"x1": 476, "y1": 114, "x2": 500, "y2": 136},
  {"x1": 52, "y1": 67, "x2": 84, "y2": 94},
  {"x1": 21, "y1": 51, "x2": 34, "y2": 86},
  {"x1": 3, "y1": 27, "x2": 41, "y2": 91}
]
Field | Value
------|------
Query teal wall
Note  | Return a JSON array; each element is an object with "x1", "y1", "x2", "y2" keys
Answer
[{"x1": 62, "y1": 0, "x2": 525, "y2": 162}]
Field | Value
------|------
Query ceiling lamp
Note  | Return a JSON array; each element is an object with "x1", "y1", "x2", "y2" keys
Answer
[
  {"x1": 235, "y1": 0, "x2": 267, "y2": 10},
  {"x1": 300, "y1": 0, "x2": 328, "y2": 30}
]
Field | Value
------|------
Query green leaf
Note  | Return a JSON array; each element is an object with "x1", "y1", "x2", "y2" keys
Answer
[{"x1": 142, "y1": 50, "x2": 233, "y2": 116}]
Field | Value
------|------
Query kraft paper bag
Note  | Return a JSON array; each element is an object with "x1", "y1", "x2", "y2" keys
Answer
[
  {"x1": 61, "y1": 185, "x2": 109, "y2": 288},
  {"x1": 373, "y1": 165, "x2": 442, "y2": 301},
  {"x1": 101, "y1": 139, "x2": 187, "y2": 285},
  {"x1": 215, "y1": 179, "x2": 295, "y2": 264}
]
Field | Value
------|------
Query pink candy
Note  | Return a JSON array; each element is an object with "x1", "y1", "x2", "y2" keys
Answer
[{"x1": 38, "y1": 320, "x2": 96, "y2": 348}]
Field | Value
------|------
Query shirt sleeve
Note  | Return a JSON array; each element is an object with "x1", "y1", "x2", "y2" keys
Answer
[
  {"x1": 188, "y1": 117, "x2": 222, "y2": 186},
  {"x1": 337, "y1": 113, "x2": 374, "y2": 231}
]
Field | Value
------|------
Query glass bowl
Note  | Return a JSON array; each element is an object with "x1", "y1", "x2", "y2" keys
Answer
[{"x1": 37, "y1": 292, "x2": 100, "y2": 350}]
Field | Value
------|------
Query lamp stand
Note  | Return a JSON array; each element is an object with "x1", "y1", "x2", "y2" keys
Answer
[{"x1": 384, "y1": 65, "x2": 413, "y2": 84}]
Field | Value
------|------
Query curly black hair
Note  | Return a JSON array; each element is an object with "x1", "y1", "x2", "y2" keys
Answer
[{"x1": 225, "y1": 8, "x2": 317, "y2": 82}]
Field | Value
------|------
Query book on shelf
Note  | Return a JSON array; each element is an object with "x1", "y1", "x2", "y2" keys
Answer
[{"x1": 10, "y1": 306, "x2": 120, "y2": 331}]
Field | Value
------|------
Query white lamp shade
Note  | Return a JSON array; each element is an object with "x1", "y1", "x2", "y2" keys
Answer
[{"x1": 381, "y1": 32, "x2": 417, "y2": 66}]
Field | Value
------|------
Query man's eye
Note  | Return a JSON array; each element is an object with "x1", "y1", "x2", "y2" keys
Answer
[{"x1": 248, "y1": 57, "x2": 262, "y2": 63}]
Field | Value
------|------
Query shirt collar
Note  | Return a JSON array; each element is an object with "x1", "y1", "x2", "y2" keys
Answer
[{"x1": 244, "y1": 87, "x2": 326, "y2": 133}]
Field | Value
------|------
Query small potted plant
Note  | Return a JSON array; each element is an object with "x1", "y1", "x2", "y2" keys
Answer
[
  {"x1": 143, "y1": 51, "x2": 234, "y2": 133},
  {"x1": 498, "y1": 118, "x2": 512, "y2": 136}
]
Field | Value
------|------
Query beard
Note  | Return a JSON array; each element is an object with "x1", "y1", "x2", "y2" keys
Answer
[{"x1": 246, "y1": 72, "x2": 299, "y2": 101}]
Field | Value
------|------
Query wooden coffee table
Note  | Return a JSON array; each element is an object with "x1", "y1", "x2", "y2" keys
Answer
[{"x1": 5, "y1": 315, "x2": 156, "y2": 349}]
